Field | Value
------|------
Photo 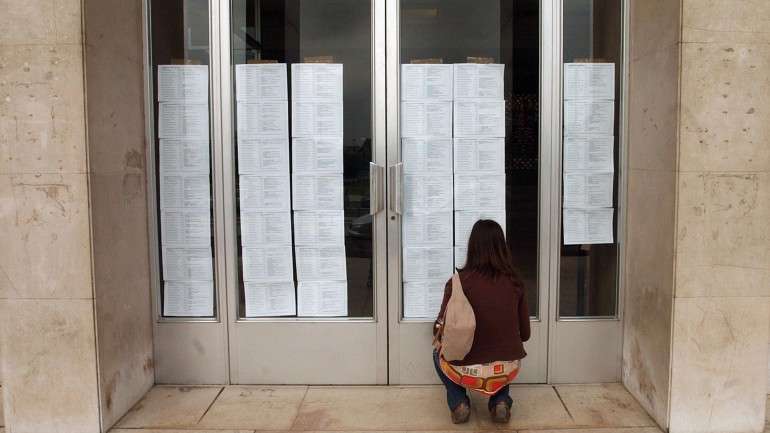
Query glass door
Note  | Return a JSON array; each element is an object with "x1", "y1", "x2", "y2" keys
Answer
[
  {"x1": 222, "y1": 0, "x2": 388, "y2": 384},
  {"x1": 386, "y1": 0, "x2": 549, "y2": 384}
]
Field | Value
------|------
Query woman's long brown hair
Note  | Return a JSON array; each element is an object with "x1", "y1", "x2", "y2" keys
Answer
[{"x1": 460, "y1": 219, "x2": 519, "y2": 281}]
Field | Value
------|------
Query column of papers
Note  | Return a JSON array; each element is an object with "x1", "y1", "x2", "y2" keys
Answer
[
  {"x1": 157, "y1": 65, "x2": 214, "y2": 317},
  {"x1": 400, "y1": 63, "x2": 454, "y2": 319},
  {"x1": 562, "y1": 63, "x2": 616, "y2": 245},
  {"x1": 235, "y1": 64, "x2": 296, "y2": 317},
  {"x1": 453, "y1": 63, "x2": 507, "y2": 269},
  {"x1": 291, "y1": 63, "x2": 348, "y2": 317}
]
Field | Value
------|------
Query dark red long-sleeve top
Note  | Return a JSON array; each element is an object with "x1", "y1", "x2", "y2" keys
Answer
[{"x1": 436, "y1": 270, "x2": 531, "y2": 365}]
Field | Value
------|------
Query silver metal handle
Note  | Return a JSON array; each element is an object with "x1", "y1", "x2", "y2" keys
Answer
[
  {"x1": 388, "y1": 162, "x2": 403, "y2": 215},
  {"x1": 369, "y1": 162, "x2": 385, "y2": 215}
]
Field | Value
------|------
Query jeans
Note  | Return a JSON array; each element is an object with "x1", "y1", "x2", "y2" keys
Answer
[{"x1": 432, "y1": 350, "x2": 513, "y2": 411}]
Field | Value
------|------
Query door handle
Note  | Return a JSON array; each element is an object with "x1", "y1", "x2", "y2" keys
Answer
[
  {"x1": 388, "y1": 162, "x2": 403, "y2": 216},
  {"x1": 369, "y1": 162, "x2": 385, "y2": 215}
]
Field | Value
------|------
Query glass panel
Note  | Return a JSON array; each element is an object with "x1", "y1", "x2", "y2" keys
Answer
[
  {"x1": 150, "y1": 0, "x2": 216, "y2": 318},
  {"x1": 399, "y1": 0, "x2": 540, "y2": 319},
  {"x1": 231, "y1": 0, "x2": 373, "y2": 318},
  {"x1": 559, "y1": 0, "x2": 622, "y2": 317}
]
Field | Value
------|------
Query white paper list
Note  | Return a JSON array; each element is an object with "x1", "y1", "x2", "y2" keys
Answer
[
  {"x1": 162, "y1": 247, "x2": 213, "y2": 281},
  {"x1": 453, "y1": 138, "x2": 505, "y2": 173},
  {"x1": 403, "y1": 247, "x2": 454, "y2": 281},
  {"x1": 295, "y1": 246, "x2": 347, "y2": 281},
  {"x1": 158, "y1": 103, "x2": 209, "y2": 139},
  {"x1": 291, "y1": 63, "x2": 344, "y2": 101},
  {"x1": 291, "y1": 100, "x2": 344, "y2": 137},
  {"x1": 237, "y1": 101, "x2": 289, "y2": 138},
  {"x1": 160, "y1": 139, "x2": 209, "y2": 173},
  {"x1": 403, "y1": 211, "x2": 453, "y2": 247},
  {"x1": 403, "y1": 279, "x2": 446, "y2": 319},
  {"x1": 161, "y1": 208, "x2": 211, "y2": 247},
  {"x1": 163, "y1": 280, "x2": 214, "y2": 317},
  {"x1": 400, "y1": 101, "x2": 453, "y2": 138},
  {"x1": 297, "y1": 281, "x2": 348, "y2": 317},
  {"x1": 239, "y1": 211, "x2": 292, "y2": 246},
  {"x1": 453, "y1": 63, "x2": 504, "y2": 99},
  {"x1": 454, "y1": 174, "x2": 506, "y2": 210},
  {"x1": 239, "y1": 175, "x2": 291, "y2": 211},
  {"x1": 404, "y1": 175, "x2": 454, "y2": 211},
  {"x1": 564, "y1": 135, "x2": 614, "y2": 172},
  {"x1": 564, "y1": 63, "x2": 615, "y2": 100},
  {"x1": 563, "y1": 172, "x2": 614, "y2": 208},
  {"x1": 237, "y1": 138, "x2": 289, "y2": 174},
  {"x1": 244, "y1": 281, "x2": 296, "y2": 317},
  {"x1": 402, "y1": 138, "x2": 453, "y2": 174},
  {"x1": 563, "y1": 208, "x2": 614, "y2": 245},
  {"x1": 157, "y1": 65, "x2": 209, "y2": 102},
  {"x1": 235, "y1": 63, "x2": 288, "y2": 101},
  {"x1": 454, "y1": 210, "x2": 506, "y2": 249},
  {"x1": 564, "y1": 100, "x2": 614, "y2": 136},
  {"x1": 454, "y1": 100, "x2": 505, "y2": 138},
  {"x1": 293, "y1": 210, "x2": 345, "y2": 245},
  {"x1": 292, "y1": 137, "x2": 344, "y2": 173},
  {"x1": 401, "y1": 64, "x2": 453, "y2": 100},
  {"x1": 454, "y1": 246, "x2": 468, "y2": 268},
  {"x1": 160, "y1": 173, "x2": 210, "y2": 209},
  {"x1": 242, "y1": 246, "x2": 294, "y2": 282},
  {"x1": 292, "y1": 174, "x2": 344, "y2": 210}
]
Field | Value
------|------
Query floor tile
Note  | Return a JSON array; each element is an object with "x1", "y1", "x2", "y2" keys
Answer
[
  {"x1": 111, "y1": 430, "x2": 254, "y2": 433},
  {"x1": 555, "y1": 384, "x2": 656, "y2": 428},
  {"x1": 292, "y1": 386, "x2": 481, "y2": 431},
  {"x1": 471, "y1": 385, "x2": 574, "y2": 430},
  {"x1": 197, "y1": 386, "x2": 307, "y2": 430},
  {"x1": 0, "y1": 385, "x2": 4, "y2": 426},
  {"x1": 115, "y1": 386, "x2": 223, "y2": 428},
  {"x1": 520, "y1": 429, "x2": 662, "y2": 433}
]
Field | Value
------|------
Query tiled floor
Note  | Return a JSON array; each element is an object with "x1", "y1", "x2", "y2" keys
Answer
[{"x1": 110, "y1": 383, "x2": 664, "y2": 433}]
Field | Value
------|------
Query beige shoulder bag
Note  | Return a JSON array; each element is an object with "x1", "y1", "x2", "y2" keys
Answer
[{"x1": 437, "y1": 272, "x2": 476, "y2": 361}]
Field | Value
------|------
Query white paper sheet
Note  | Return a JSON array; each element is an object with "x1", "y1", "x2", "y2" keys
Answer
[
  {"x1": 400, "y1": 101, "x2": 452, "y2": 138},
  {"x1": 403, "y1": 279, "x2": 446, "y2": 319},
  {"x1": 403, "y1": 247, "x2": 454, "y2": 281},
  {"x1": 162, "y1": 247, "x2": 213, "y2": 281},
  {"x1": 403, "y1": 211, "x2": 453, "y2": 247},
  {"x1": 563, "y1": 135, "x2": 614, "y2": 172},
  {"x1": 453, "y1": 138, "x2": 505, "y2": 173},
  {"x1": 563, "y1": 208, "x2": 614, "y2": 245},
  {"x1": 242, "y1": 245, "x2": 294, "y2": 282},
  {"x1": 564, "y1": 100, "x2": 614, "y2": 136},
  {"x1": 160, "y1": 173, "x2": 210, "y2": 209},
  {"x1": 404, "y1": 174, "x2": 453, "y2": 211},
  {"x1": 297, "y1": 280, "x2": 348, "y2": 317},
  {"x1": 292, "y1": 137, "x2": 344, "y2": 173},
  {"x1": 453, "y1": 63, "x2": 504, "y2": 99},
  {"x1": 454, "y1": 246, "x2": 468, "y2": 268},
  {"x1": 453, "y1": 100, "x2": 505, "y2": 138},
  {"x1": 401, "y1": 138, "x2": 453, "y2": 174},
  {"x1": 236, "y1": 101, "x2": 289, "y2": 138},
  {"x1": 161, "y1": 208, "x2": 211, "y2": 247},
  {"x1": 291, "y1": 100, "x2": 344, "y2": 137},
  {"x1": 453, "y1": 174, "x2": 506, "y2": 210},
  {"x1": 235, "y1": 63, "x2": 288, "y2": 101},
  {"x1": 400, "y1": 64, "x2": 453, "y2": 101},
  {"x1": 163, "y1": 280, "x2": 214, "y2": 317},
  {"x1": 158, "y1": 103, "x2": 209, "y2": 139},
  {"x1": 292, "y1": 174, "x2": 344, "y2": 210},
  {"x1": 244, "y1": 281, "x2": 296, "y2": 317},
  {"x1": 295, "y1": 246, "x2": 347, "y2": 281},
  {"x1": 237, "y1": 137, "x2": 289, "y2": 174},
  {"x1": 564, "y1": 63, "x2": 615, "y2": 100},
  {"x1": 159, "y1": 139, "x2": 210, "y2": 173},
  {"x1": 157, "y1": 65, "x2": 209, "y2": 102},
  {"x1": 239, "y1": 211, "x2": 292, "y2": 246},
  {"x1": 293, "y1": 210, "x2": 345, "y2": 245},
  {"x1": 563, "y1": 172, "x2": 614, "y2": 208},
  {"x1": 454, "y1": 210, "x2": 507, "y2": 249},
  {"x1": 239, "y1": 174, "x2": 291, "y2": 211},
  {"x1": 291, "y1": 63, "x2": 343, "y2": 101}
]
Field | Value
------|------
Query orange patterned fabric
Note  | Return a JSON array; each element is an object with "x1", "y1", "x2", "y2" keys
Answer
[{"x1": 439, "y1": 355, "x2": 520, "y2": 396}]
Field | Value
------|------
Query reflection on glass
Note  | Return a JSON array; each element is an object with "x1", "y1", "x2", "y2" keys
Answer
[
  {"x1": 151, "y1": 0, "x2": 216, "y2": 318},
  {"x1": 559, "y1": 0, "x2": 622, "y2": 317},
  {"x1": 231, "y1": 0, "x2": 373, "y2": 318},
  {"x1": 400, "y1": 0, "x2": 540, "y2": 317}
]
